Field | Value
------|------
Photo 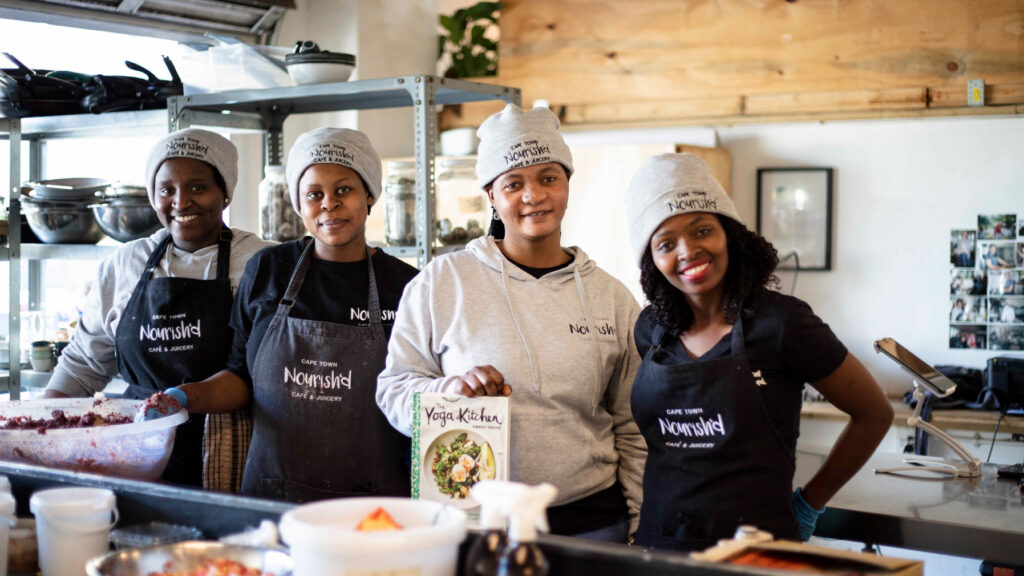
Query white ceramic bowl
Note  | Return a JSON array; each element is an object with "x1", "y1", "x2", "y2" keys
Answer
[{"x1": 286, "y1": 61, "x2": 355, "y2": 85}]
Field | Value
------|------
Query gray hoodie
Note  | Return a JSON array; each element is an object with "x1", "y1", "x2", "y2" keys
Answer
[{"x1": 377, "y1": 237, "x2": 645, "y2": 530}]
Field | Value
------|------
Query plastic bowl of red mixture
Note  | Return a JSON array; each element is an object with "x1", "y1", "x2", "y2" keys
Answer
[{"x1": 0, "y1": 397, "x2": 187, "y2": 480}]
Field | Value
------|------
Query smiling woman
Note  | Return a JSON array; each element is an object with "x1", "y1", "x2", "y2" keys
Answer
[{"x1": 624, "y1": 152, "x2": 893, "y2": 552}]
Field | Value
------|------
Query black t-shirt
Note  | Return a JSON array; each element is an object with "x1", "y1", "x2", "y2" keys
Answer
[
  {"x1": 634, "y1": 288, "x2": 848, "y2": 449},
  {"x1": 226, "y1": 240, "x2": 419, "y2": 385},
  {"x1": 508, "y1": 254, "x2": 575, "y2": 279}
]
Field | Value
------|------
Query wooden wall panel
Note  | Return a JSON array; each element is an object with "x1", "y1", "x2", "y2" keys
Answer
[
  {"x1": 676, "y1": 144, "x2": 731, "y2": 194},
  {"x1": 470, "y1": 0, "x2": 1024, "y2": 126}
]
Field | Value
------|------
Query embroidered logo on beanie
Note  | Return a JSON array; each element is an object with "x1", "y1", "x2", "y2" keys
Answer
[
  {"x1": 164, "y1": 135, "x2": 211, "y2": 161},
  {"x1": 310, "y1": 143, "x2": 356, "y2": 166},
  {"x1": 504, "y1": 139, "x2": 552, "y2": 170}
]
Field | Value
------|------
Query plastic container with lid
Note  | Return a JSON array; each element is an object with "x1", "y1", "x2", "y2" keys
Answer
[
  {"x1": 0, "y1": 398, "x2": 187, "y2": 480},
  {"x1": 384, "y1": 160, "x2": 417, "y2": 247},
  {"x1": 436, "y1": 157, "x2": 487, "y2": 246},
  {"x1": 259, "y1": 165, "x2": 306, "y2": 242},
  {"x1": 30, "y1": 487, "x2": 118, "y2": 576}
]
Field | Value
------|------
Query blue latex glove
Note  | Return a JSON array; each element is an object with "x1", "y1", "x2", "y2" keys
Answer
[
  {"x1": 792, "y1": 487, "x2": 825, "y2": 541},
  {"x1": 142, "y1": 387, "x2": 188, "y2": 421}
]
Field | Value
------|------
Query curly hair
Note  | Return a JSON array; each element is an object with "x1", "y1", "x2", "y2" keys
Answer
[{"x1": 639, "y1": 216, "x2": 780, "y2": 336}]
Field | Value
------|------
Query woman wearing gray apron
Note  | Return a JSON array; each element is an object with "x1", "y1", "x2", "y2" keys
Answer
[
  {"x1": 624, "y1": 153, "x2": 893, "y2": 551},
  {"x1": 45, "y1": 129, "x2": 269, "y2": 488},
  {"x1": 169, "y1": 128, "x2": 416, "y2": 502}
]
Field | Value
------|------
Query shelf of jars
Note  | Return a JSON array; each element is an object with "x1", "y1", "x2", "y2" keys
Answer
[{"x1": 376, "y1": 155, "x2": 486, "y2": 261}]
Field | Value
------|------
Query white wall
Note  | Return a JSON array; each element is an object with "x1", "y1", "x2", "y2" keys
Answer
[
  {"x1": 720, "y1": 116, "x2": 1024, "y2": 394},
  {"x1": 560, "y1": 115, "x2": 1024, "y2": 395}
]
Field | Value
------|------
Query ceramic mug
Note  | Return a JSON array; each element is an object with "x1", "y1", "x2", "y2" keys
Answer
[{"x1": 29, "y1": 341, "x2": 53, "y2": 372}]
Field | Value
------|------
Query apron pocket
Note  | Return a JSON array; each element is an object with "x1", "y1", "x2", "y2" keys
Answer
[{"x1": 260, "y1": 476, "x2": 381, "y2": 503}]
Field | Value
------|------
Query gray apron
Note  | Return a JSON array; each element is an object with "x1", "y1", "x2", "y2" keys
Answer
[{"x1": 241, "y1": 240, "x2": 410, "y2": 502}]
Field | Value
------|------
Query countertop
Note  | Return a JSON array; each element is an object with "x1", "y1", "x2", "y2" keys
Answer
[
  {"x1": 796, "y1": 448, "x2": 1024, "y2": 565},
  {"x1": 801, "y1": 398, "x2": 1024, "y2": 435}
]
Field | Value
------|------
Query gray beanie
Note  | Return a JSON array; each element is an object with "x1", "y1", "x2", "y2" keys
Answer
[
  {"x1": 145, "y1": 128, "x2": 238, "y2": 208},
  {"x1": 475, "y1": 103, "x2": 574, "y2": 189},
  {"x1": 285, "y1": 127, "x2": 382, "y2": 213},
  {"x1": 625, "y1": 153, "x2": 744, "y2": 265}
]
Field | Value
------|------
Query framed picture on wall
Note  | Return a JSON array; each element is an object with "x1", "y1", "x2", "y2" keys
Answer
[{"x1": 756, "y1": 167, "x2": 833, "y2": 270}]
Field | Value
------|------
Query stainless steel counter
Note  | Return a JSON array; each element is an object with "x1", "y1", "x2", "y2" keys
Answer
[
  {"x1": 0, "y1": 461, "x2": 780, "y2": 576},
  {"x1": 796, "y1": 449, "x2": 1024, "y2": 565}
]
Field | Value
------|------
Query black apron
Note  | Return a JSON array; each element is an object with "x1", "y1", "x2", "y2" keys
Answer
[
  {"x1": 631, "y1": 318, "x2": 799, "y2": 552},
  {"x1": 115, "y1": 229, "x2": 234, "y2": 487},
  {"x1": 241, "y1": 240, "x2": 410, "y2": 502}
]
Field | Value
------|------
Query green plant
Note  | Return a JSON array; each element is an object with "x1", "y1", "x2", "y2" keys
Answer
[{"x1": 438, "y1": 2, "x2": 501, "y2": 78}]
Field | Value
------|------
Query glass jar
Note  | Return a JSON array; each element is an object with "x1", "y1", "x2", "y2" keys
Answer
[
  {"x1": 435, "y1": 157, "x2": 487, "y2": 246},
  {"x1": 259, "y1": 165, "x2": 306, "y2": 242},
  {"x1": 384, "y1": 161, "x2": 417, "y2": 246}
]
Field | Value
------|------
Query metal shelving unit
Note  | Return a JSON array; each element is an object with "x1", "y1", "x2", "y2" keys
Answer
[
  {"x1": 169, "y1": 75, "x2": 520, "y2": 267},
  {"x1": 2, "y1": 75, "x2": 519, "y2": 399},
  {"x1": 2, "y1": 113, "x2": 159, "y2": 398}
]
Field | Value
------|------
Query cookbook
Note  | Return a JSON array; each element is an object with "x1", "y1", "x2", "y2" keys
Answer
[{"x1": 411, "y1": 392, "x2": 510, "y2": 525}]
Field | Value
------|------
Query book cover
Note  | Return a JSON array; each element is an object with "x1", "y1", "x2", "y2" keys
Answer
[{"x1": 411, "y1": 393, "x2": 510, "y2": 525}]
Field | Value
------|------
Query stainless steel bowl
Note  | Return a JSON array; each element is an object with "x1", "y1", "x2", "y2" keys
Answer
[
  {"x1": 21, "y1": 197, "x2": 104, "y2": 244},
  {"x1": 86, "y1": 541, "x2": 292, "y2": 575},
  {"x1": 92, "y1": 197, "x2": 161, "y2": 242},
  {"x1": 25, "y1": 177, "x2": 110, "y2": 202}
]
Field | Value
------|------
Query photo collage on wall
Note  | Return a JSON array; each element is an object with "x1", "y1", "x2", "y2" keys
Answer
[{"x1": 949, "y1": 213, "x2": 1024, "y2": 350}]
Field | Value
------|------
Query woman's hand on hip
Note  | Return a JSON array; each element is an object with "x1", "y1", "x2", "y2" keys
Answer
[{"x1": 451, "y1": 365, "x2": 511, "y2": 397}]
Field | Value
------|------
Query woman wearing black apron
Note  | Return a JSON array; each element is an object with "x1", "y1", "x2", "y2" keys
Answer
[
  {"x1": 45, "y1": 129, "x2": 270, "y2": 488},
  {"x1": 623, "y1": 153, "x2": 893, "y2": 551},
  {"x1": 168, "y1": 127, "x2": 417, "y2": 502}
]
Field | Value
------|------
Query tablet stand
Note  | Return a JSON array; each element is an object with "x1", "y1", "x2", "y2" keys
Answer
[{"x1": 874, "y1": 384, "x2": 982, "y2": 478}]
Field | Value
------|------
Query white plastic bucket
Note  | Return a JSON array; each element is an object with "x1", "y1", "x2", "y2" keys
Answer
[
  {"x1": 279, "y1": 497, "x2": 466, "y2": 576},
  {"x1": 0, "y1": 492, "x2": 15, "y2": 576},
  {"x1": 29, "y1": 488, "x2": 118, "y2": 576}
]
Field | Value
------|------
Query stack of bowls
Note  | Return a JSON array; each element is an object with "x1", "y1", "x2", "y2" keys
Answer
[
  {"x1": 21, "y1": 178, "x2": 109, "y2": 244},
  {"x1": 92, "y1": 184, "x2": 161, "y2": 242},
  {"x1": 285, "y1": 50, "x2": 356, "y2": 85}
]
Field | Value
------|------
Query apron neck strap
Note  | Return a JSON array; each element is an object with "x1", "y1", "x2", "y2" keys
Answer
[
  {"x1": 215, "y1": 227, "x2": 233, "y2": 280},
  {"x1": 276, "y1": 241, "x2": 385, "y2": 334},
  {"x1": 364, "y1": 245, "x2": 383, "y2": 332},
  {"x1": 143, "y1": 227, "x2": 232, "y2": 280},
  {"x1": 142, "y1": 234, "x2": 175, "y2": 278},
  {"x1": 644, "y1": 315, "x2": 747, "y2": 360},
  {"x1": 729, "y1": 316, "x2": 746, "y2": 357},
  {"x1": 645, "y1": 322, "x2": 669, "y2": 360},
  {"x1": 279, "y1": 238, "x2": 316, "y2": 308}
]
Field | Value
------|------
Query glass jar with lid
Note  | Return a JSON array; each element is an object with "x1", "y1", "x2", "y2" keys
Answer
[
  {"x1": 384, "y1": 160, "x2": 417, "y2": 246},
  {"x1": 435, "y1": 157, "x2": 487, "y2": 246},
  {"x1": 259, "y1": 165, "x2": 306, "y2": 242}
]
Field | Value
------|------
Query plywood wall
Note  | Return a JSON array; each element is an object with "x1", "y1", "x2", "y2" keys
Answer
[{"x1": 442, "y1": 0, "x2": 1024, "y2": 128}]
